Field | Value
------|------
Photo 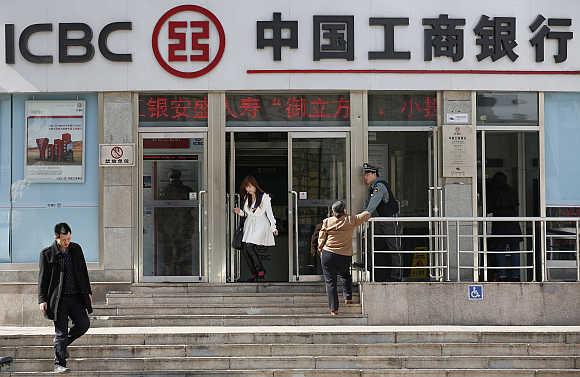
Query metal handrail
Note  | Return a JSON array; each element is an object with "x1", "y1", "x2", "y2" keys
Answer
[
  {"x1": 361, "y1": 216, "x2": 579, "y2": 283},
  {"x1": 290, "y1": 191, "x2": 299, "y2": 281},
  {"x1": 198, "y1": 190, "x2": 206, "y2": 278}
]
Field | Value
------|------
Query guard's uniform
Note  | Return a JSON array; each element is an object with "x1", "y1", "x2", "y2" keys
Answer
[{"x1": 363, "y1": 163, "x2": 402, "y2": 282}]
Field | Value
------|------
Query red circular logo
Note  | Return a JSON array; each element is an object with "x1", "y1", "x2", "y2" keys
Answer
[{"x1": 152, "y1": 5, "x2": 226, "y2": 78}]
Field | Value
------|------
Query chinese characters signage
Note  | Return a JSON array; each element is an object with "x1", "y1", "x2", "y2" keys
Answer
[
  {"x1": 257, "y1": 12, "x2": 574, "y2": 64},
  {"x1": 139, "y1": 95, "x2": 208, "y2": 124},
  {"x1": 226, "y1": 94, "x2": 350, "y2": 122},
  {"x1": 99, "y1": 144, "x2": 135, "y2": 167},
  {"x1": 369, "y1": 93, "x2": 437, "y2": 124},
  {"x1": 25, "y1": 101, "x2": 85, "y2": 183}
]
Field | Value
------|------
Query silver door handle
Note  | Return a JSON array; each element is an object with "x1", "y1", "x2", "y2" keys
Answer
[
  {"x1": 291, "y1": 190, "x2": 299, "y2": 280},
  {"x1": 198, "y1": 190, "x2": 207, "y2": 276}
]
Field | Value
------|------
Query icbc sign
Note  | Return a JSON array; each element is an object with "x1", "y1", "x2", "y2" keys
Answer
[{"x1": 152, "y1": 5, "x2": 226, "y2": 78}]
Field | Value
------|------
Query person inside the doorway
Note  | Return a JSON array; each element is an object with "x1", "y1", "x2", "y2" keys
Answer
[
  {"x1": 362, "y1": 162, "x2": 402, "y2": 282},
  {"x1": 318, "y1": 200, "x2": 370, "y2": 316},
  {"x1": 234, "y1": 176, "x2": 278, "y2": 282},
  {"x1": 158, "y1": 168, "x2": 195, "y2": 276},
  {"x1": 38, "y1": 223, "x2": 93, "y2": 374},
  {"x1": 486, "y1": 171, "x2": 522, "y2": 282}
]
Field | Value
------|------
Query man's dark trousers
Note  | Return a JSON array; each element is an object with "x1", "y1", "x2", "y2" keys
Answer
[{"x1": 53, "y1": 294, "x2": 90, "y2": 367}]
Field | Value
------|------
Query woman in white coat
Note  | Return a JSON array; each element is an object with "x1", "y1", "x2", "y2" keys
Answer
[{"x1": 233, "y1": 176, "x2": 278, "y2": 282}]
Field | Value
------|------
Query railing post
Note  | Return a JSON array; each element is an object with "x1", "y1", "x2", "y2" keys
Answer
[
  {"x1": 472, "y1": 219, "x2": 479, "y2": 283},
  {"x1": 371, "y1": 220, "x2": 375, "y2": 283},
  {"x1": 446, "y1": 219, "x2": 450, "y2": 281},
  {"x1": 456, "y1": 220, "x2": 461, "y2": 282},
  {"x1": 532, "y1": 219, "x2": 537, "y2": 282},
  {"x1": 541, "y1": 219, "x2": 547, "y2": 282},
  {"x1": 482, "y1": 219, "x2": 488, "y2": 282}
]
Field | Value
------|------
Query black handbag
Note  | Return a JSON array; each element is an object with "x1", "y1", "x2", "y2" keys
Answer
[{"x1": 232, "y1": 216, "x2": 246, "y2": 250}]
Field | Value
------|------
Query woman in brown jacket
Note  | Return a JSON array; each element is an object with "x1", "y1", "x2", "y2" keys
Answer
[{"x1": 318, "y1": 201, "x2": 370, "y2": 315}]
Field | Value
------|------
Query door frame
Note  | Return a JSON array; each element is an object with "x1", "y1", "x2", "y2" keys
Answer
[
  {"x1": 366, "y1": 127, "x2": 443, "y2": 280},
  {"x1": 288, "y1": 131, "x2": 351, "y2": 282},
  {"x1": 138, "y1": 131, "x2": 208, "y2": 283}
]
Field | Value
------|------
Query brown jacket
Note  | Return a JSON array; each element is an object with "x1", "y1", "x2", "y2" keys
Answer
[{"x1": 318, "y1": 211, "x2": 371, "y2": 256}]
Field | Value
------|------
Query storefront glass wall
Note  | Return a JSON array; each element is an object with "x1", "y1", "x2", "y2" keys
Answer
[
  {"x1": 367, "y1": 92, "x2": 438, "y2": 282},
  {"x1": 225, "y1": 93, "x2": 350, "y2": 283},
  {"x1": 544, "y1": 93, "x2": 580, "y2": 214},
  {"x1": 138, "y1": 94, "x2": 208, "y2": 281},
  {"x1": 0, "y1": 96, "x2": 11, "y2": 263},
  {"x1": 476, "y1": 92, "x2": 540, "y2": 282},
  {"x1": 543, "y1": 92, "x2": 580, "y2": 281},
  {"x1": 0, "y1": 94, "x2": 99, "y2": 264}
]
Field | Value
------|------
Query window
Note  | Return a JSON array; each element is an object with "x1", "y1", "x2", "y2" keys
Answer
[
  {"x1": 2, "y1": 94, "x2": 99, "y2": 263},
  {"x1": 476, "y1": 92, "x2": 538, "y2": 126},
  {"x1": 545, "y1": 93, "x2": 580, "y2": 211}
]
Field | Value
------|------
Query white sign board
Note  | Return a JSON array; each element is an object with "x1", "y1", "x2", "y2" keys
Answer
[
  {"x1": 446, "y1": 113, "x2": 469, "y2": 124},
  {"x1": 1, "y1": 0, "x2": 580, "y2": 92},
  {"x1": 99, "y1": 144, "x2": 135, "y2": 167},
  {"x1": 25, "y1": 100, "x2": 85, "y2": 183},
  {"x1": 442, "y1": 125, "x2": 475, "y2": 177}
]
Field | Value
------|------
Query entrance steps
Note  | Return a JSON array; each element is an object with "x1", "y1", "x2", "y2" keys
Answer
[
  {"x1": 91, "y1": 283, "x2": 367, "y2": 327},
  {"x1": 0, "y1": 326, "x2": 579, "y2": 376}
]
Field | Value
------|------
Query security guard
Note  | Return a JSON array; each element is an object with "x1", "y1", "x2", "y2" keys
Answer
[{"x1": 362, "y1": 163, "x2": 402, "y2": 281}]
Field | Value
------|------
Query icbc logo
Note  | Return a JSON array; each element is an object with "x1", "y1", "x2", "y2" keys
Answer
[{"x1": 152, "y1": 5, "x2": 225, "y2": 78}]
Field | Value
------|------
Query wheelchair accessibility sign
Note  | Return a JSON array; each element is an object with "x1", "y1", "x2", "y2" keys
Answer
[{"x1": 468, "y1": 285, "x2": 484, "y2": 301}]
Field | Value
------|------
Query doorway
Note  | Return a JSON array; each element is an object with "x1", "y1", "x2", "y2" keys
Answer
[
  {"x1": 367, "y1": 130, "x2": 441, "y2": 281},
  {"x1": 227, "y1": 131, "x2": 350, "y2": 283},
  {"x1": 139, "y1": 132, "x2": 207, "y2": 282},
  {"x1": 477, "y1": 130, "x2": 540, "y2": 281}
]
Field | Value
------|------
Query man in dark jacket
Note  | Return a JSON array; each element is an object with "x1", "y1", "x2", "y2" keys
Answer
[{"x1": 38, "y1": 223, "x2": 92, "y2": 373}]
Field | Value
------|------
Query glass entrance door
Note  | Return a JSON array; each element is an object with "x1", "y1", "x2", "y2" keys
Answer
[
  {"x1": 226, "y1": 132, "x2": 289, "y2": 283},
  {"x1": 140, "y1": 133, "x2": 207, "y2": 282},
  {"x1": 367, "y1": 130, "x2": 442, "y2": 281},
  {"x1": 289, "y1": 132, "x2": 349, "y2": 281}
]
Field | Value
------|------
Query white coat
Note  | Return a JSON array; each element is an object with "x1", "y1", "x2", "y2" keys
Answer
[{"x1": 239, "y1": 193, "x2": 277, "y2": 246}]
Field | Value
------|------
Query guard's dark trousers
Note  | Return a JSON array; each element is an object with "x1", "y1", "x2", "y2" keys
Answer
[
  {"x1": 53, "y1": 294, "x2": 90, "y2": 367},
  {"x1": 320, "y1": 250, "x2": 353, "y2": 312}
]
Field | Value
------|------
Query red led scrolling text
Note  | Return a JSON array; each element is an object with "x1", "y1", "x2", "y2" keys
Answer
[
  {"x1": 226, "y1": 96, "x2": 350, "y2": 120},
  {"x1": 139, "y1": 96, "x2": 208, "y2": 121}
]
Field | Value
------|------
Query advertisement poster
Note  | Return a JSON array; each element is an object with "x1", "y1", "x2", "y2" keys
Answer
[{"x1": 25, "y1": 101, "x2": 85, "y2": 183}]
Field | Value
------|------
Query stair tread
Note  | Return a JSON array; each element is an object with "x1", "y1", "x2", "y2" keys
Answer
[
  {"x1": 10, "y1": 355, "x2": 580, "y2": 361},
  {"x1": 91, "y1": 314, "x2": 366, "y2": 319}
]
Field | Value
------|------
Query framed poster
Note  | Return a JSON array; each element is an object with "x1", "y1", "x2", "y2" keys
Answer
[
  {"x1": 442, "y1": 124, "x2": 475, "y2": 178},
  {"x1": 25, "y1": 100, "x2": 85, "y2": 183}
]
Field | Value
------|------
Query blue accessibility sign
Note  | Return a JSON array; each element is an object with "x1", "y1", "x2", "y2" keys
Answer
[{"x1": 467, "y1": 285, "x2": 484, "y2": 301}]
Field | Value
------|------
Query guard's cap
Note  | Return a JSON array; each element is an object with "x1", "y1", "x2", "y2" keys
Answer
[{"x1": 363, "y1": 162, "x2": 379, "y2": 174}]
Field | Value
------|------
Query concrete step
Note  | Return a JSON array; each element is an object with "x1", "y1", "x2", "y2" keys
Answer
[
  {"x1": 3, "y1": 369, "x2": 580, "y2": 377},
  {"x1": 89, "y1": 314, "x2": 368, "y2": 327},
  {"x1": 124, "y1": 283, "x2": 332, "y2": 294},
  {"x1": 2, "y1": 343, "x2": 579, "y2": 359},
  {"x1": 105, "y1": 293, "x2": 359, "y2": 306},
  {"x1": 7, "y1": 355, "x2": 580, "y2": 372},
  {"x1": 92, "y1": 303, "x2": 363, "y2": 316},
  {"x1": 2, "y1": 327, "x2": 579, "y2": 347}
]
